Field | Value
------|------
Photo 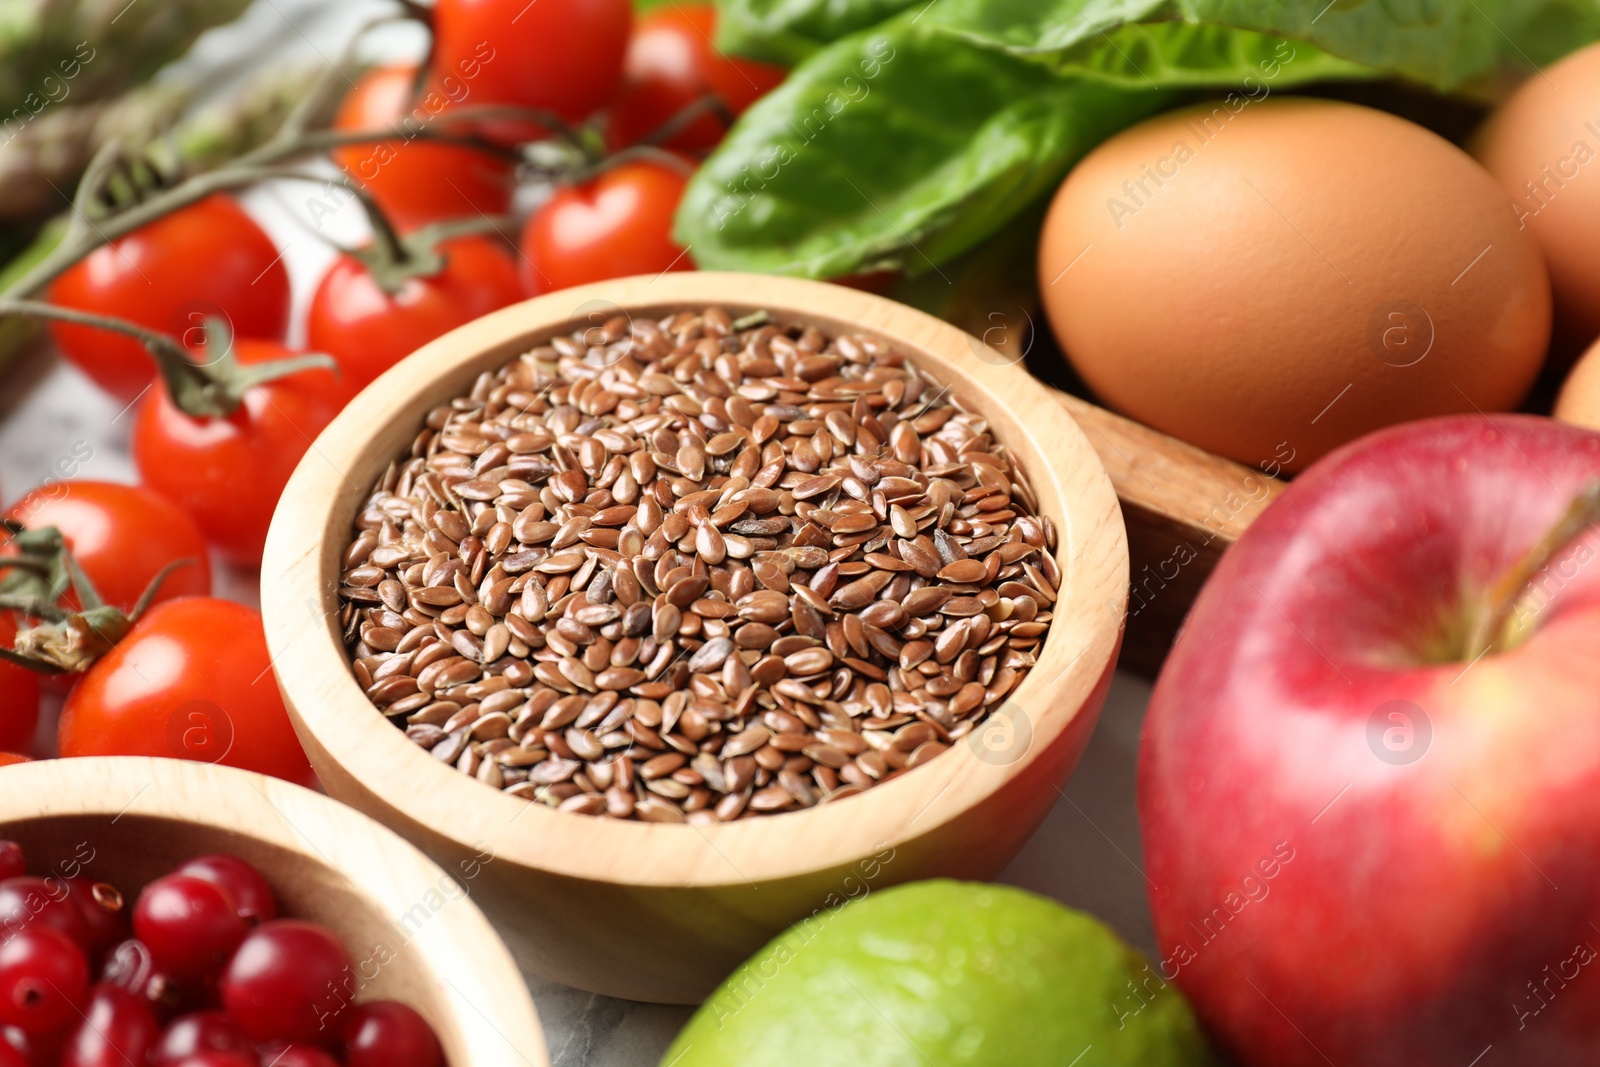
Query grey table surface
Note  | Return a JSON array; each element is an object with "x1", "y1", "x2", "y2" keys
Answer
[{"x1": 0, "y1": 1, "x2": 1163, "y2": 1061}]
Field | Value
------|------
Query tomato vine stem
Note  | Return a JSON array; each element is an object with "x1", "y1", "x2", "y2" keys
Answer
[
  {"x1": 0, "y1": 300, "x2": 334, "y2": 418},
  {"x1": 0, "y1": 103, "x2": 576, "y2": 301}
]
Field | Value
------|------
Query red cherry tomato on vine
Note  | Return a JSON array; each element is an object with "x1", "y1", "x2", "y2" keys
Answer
[
  {"x1": 608, "y1": 4, "x2": 786, "y2": 152},
  {"x1": 519, "y1": 160, "x2": 694, "y2": 294},
  {"x1": 332, "y1": 65, "x2": 513, "y2": 232},
  {"x1": 432, "y1": 0, "x2": 631, "y2": 146},
  {"x1": 58, "y1": 598, "x2": 314, "y2": 785},
  {"x1": 307, "y1": 237, "x2": 523, "y2": 391},
  {"x1": 3, "y1": 481, "x2": 211, "y2": 613},
  {"x1": 0, "y1": 616, "x2": 38, "y2": 755},
  {"x1": 131, "y1": 340, "x2": 346, "y2": 568},
  {"x1": 46, "y1": 196, "x2": 290, "y2": 405}
]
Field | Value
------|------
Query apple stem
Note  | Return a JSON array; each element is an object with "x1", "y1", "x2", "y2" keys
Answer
[{"x1": 1465, "y1": 479, "x2": 1600, "y2": 660}]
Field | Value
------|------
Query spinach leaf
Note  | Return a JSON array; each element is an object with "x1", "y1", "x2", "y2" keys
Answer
[
  {"x1": 675, "y1": 17, "x2": 1176, "y2": 278},
  {"x1": 925, "y1": 0, "x2": 1600, "y2": 91},
  {"x1": 715, "y1": 0, "x2": 921, "y2": 65},
  {"x1": 1042, "y1": 22, "x2": 1379, "y2": 91}
]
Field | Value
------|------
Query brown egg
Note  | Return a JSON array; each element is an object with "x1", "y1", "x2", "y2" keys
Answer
[
  {"x1": 1039, "y1": 98, "x2": 1550, "y2": 472},
  {"x1": 1555, "y1": 337, "x2": 1600, "y2": 430},
  {"x1": 1474, "y1": 42, "x2": 1600, "y2": 361}
]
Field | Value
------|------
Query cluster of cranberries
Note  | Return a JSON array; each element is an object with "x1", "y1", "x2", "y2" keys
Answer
[{"x1": 0, "y1": 842, "x2": 443, "y2": 1067}]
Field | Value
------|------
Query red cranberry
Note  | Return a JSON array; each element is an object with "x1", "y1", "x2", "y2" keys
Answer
[
  {"x1": 99, "y1": 938, "x2": 151, "y2": 995},
  {"x1": 174, "y1": 857, "x2": 276, "y2": 926},
  {"x1": 341, "y1": 999, "x2": 443, "y2": 1067},
  {"x1": 162, "y1": 1054, "x2": 256, "y2": 1067},
  {"x1": 0, "y1": 877, "x2": 89, "y2": 948},
  {"x1": 0, "y1": 1040, "x2": 21, "y2": 1067},
  {"x1": 0, "y1": 925, "x2": 87, "y2": 1033},
  {"x1": 219, "y1": 920, "x2": 354, "y2": 1045},
  {"x1": 100, "y1": 939, "x2": 187, "y2": 1021},
  {"x1": 58, "y1": 983, "x2": 159, "y2": 1067},
  {"x1": 151, "y1": 1009, "x2": 254, "y2": 1064},
  {"x1": 134, "y1": 875, "x2": 247, "y2": 981},
  {"x1": 257, "y1": 1043, "x2": 340, "y2": 1067},
  {"x1": 62, "y1": 877, "x2": 128, "y2": 961},
  {"x1": 2, "y1": 1023, "x2": 62, "y2": 1067},
  {"x1": 0, "y1": 846, "x2": 22, "y2": 884}
]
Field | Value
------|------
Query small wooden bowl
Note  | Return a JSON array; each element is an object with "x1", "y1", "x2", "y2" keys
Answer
[
  {"x1": 263, "y1": 273, "x2": 1128, "y2": 1003},
  {"x1": 0, "y1": 757, "x2": 547, "y2": 1065}
]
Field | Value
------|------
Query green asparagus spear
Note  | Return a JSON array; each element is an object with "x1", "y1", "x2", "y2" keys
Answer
[
  {"x1": 0, "y1": 59, "x2": 335, "y2": 222},
  {"x1": 0, "y1": 80, "x2": 189, "y2": 221},
  {"x1": 0, "y1": 0, "x2": 252, "y2": 114}
]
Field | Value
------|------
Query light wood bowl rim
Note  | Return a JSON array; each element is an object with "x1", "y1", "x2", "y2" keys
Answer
[
  {"x1": 0, "y1": 756, "x2": 547, "y2": 1066},
  {"x1": 262, "y1": 272, "x2": 1128, "y2": 888}
]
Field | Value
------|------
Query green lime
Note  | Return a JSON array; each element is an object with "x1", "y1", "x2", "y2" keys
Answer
[{"x1": 662, "y1": 880, "x2": 1212, "y2": 1067}]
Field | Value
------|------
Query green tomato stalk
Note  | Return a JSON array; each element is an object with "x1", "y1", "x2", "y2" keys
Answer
[
  {"x1": 0, "y1": 298, "x2": 333, "y2": 417},
  {"x1": 0, "y1": 519, "x2": 193, "y2": 674}
]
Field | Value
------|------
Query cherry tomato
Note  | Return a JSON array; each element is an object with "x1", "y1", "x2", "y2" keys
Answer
[
  {"x1": 432, "y1": 0, "x2": 631, "y2": 146},
  {"x1": 307, "y1": 237, "x2": 523, "y2": 391},
  {"x1": 3, "y1": 481, "x2": 211, "y2": 613},
  {"x1": 332, "y1": 65, "x2": 513, "y2": 232},
  {"x1": 0, "y1": 756, "x2": 26, "y2": 770},
  {"x1": 57, "y1": 598, "x2": 315, "y2": 786},
  {"x1": 608, "y1": 4, "x2": 786, "y2": 152},
  {"x1": 0, "y1": 616, "x2": 38, "y2": 754},
  {"x1": 46, "y1": 197, "x2": 290, "y2": 405},
  {"x1": 131, "y1": 340, "x2": 347, "y2": 567},
  {"x1": 519, "y1": 160, "x2": 693, "y2": 294}
]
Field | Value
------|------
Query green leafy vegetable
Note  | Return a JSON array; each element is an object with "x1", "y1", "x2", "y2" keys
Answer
[
  {"x1": 1027, "y1": 21, "x2": 1379, "y2": 91},
  {"x1": 677, "y1": 18, "x2": 1176, "y2": 278},
  {"x1": 716, "y1": 0, "x2": 918, "y2": 65},
  {"x1": 922, "y1": 0, "x2": 1600, "y2": 92},
  {"x1": 719, "y1": 0, "x2": 1600, "y2": 91}
]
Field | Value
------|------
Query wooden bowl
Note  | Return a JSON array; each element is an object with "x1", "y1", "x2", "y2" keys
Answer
[
  {"x1": 262, "y1": 273, "x2": 1128, "y2": 1003},
  {"x1": 0, "y1": 757, "x2": 547, "y2": 1065}
]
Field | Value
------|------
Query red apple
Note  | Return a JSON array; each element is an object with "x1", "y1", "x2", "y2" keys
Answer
[{"x1": 1141, "y1": 414, "x2": 1600, "y2": 1066}]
